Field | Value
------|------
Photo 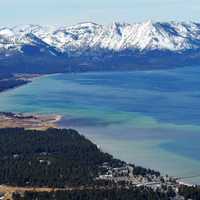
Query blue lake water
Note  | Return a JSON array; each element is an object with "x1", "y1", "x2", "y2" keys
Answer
[{"x1": 1, "y1": 66, "x2": 200, "y2": 184}]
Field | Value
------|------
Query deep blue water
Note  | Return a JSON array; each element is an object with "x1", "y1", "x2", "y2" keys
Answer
[{"x1": 1, "y1": 66, "x2": 200, "y2": 183}]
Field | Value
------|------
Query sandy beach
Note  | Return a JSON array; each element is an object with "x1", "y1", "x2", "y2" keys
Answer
[{"x1": 0, "y1": 112, "x2": 62, "y2": 130}]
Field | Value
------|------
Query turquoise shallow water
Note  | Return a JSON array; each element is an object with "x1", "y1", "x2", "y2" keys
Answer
[{"x1": 1, "y1": 67, "x2": 200, "y2": 184}]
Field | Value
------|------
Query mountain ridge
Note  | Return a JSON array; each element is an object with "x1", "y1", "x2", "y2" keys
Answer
[{"x1": 1, "y1": 21, "x2": 200, "y2": 73}]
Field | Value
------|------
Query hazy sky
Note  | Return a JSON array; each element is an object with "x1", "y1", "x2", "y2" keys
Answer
[{"x1": 1, "y1": 0, "x2": 200, "y2": 25}]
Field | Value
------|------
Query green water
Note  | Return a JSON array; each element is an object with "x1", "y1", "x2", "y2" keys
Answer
[{"x1": 1, "y1": 67, "x2": 200, "y2": 184}]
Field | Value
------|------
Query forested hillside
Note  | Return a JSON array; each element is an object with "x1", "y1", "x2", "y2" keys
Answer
[
  {"x1": 13, "y1": 187, "x2": 175, "y2": 200},
  {"x1": 0, "y1": 128, "x2": 121, "y2": 187}
]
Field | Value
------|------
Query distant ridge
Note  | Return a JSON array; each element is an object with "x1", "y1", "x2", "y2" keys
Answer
[{"x1": 1, "y1": 21, "x2": 200, "y2": 73}]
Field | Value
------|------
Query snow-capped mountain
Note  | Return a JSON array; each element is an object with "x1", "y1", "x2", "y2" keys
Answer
[{"x1": 1, "y1": 21, "x2": 200, "y2": 73}]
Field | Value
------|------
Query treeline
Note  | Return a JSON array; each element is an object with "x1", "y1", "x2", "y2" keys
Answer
[
  {"x1": 0, "y1": 74, "x2": 29, "y2": 92},
  {"x1": 13, "y1": 186, "x2": 175, "y2": 200},
  {"x1": 179, "y1": 185, "x2": 200, "y2": 200},
  {"x1": 0, "y1": 128, "x2": 117, "y2": 187},
  {"x1": 129, "y1": 164, "x2": 160, "y2": 177},
  {"x1": 0, "y1": 128, "x2": 160, "y2": 188}
]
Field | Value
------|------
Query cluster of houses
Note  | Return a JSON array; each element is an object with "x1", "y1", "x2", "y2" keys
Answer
[
  {"x1": 97, "y1": 162, "x2": 160, "y2": 186},
  {"x1": 97, "y1": 162, "x2": 186, "y2": 192}
]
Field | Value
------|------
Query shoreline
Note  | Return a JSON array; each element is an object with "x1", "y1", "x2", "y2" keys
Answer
[
  {"x1": 0, "y1": 81, "x2": 30, "y2": 94},
  {"x1": 0, "y1": 73, "x2": 62, "y2": 130},
  {"x1": 0, "y1": 112, "x2": 62, "y2": 130},
  {"x1": 0, "y1": 110, "x2": 197, "y2": 187},
  {"x1": 0, "y1": 76, "x2": 198, "y2": 187},
  {"x1": 0, "y1": 73, "x2": 42, "y2": 94}
]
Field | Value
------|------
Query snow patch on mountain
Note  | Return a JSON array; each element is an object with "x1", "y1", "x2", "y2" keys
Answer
[{"x1": 1, "y1": 21, "x2": 200, "y2": 55}]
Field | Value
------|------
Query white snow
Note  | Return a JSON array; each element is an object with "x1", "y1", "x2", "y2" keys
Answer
[{"x1": 1, "y1": 21, "x2": 200, "y2": 54}]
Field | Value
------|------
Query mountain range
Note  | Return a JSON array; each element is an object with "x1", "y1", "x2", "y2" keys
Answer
[{"x1": 1, "y1": 20, "x2": 200, "y2": 73}]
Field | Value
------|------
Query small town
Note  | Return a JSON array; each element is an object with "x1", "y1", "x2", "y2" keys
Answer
[{"x1": 97, "y1": 162, "x2": 196, "y2": 199}]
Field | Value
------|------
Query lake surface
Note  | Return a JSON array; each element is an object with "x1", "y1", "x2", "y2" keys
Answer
[{"x1": 1, "y1": 66, "x2": 200, "y2": 184}]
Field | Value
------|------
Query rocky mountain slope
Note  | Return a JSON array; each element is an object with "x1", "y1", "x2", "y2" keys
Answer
[{"x1": 1, "y1": 21, "x2": 200, "y2": 73}]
